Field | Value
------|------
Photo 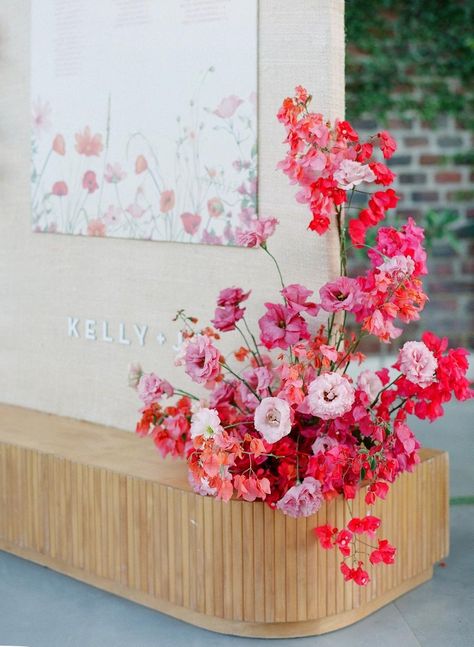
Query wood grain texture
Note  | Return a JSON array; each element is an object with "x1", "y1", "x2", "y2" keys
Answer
[{"x1": 0, "y1": 404, "x2": 449, "y2": 637}]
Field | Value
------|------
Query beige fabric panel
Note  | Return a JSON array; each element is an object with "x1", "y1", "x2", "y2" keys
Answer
[{"x1": 0, "y1": 0, "x2": 345, "y2": 430}]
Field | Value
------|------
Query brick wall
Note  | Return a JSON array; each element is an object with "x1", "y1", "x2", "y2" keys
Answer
[{"x1": 349, "y1": 116, "x2": 474, "y2": 351}]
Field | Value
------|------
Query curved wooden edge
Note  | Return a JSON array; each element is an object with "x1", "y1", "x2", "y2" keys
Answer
[{"x1": 0, "y1": 539, "x2": 433, "y2": 638}]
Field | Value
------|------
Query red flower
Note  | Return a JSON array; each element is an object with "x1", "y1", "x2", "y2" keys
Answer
[
  {"x1": 52, "y1": 181, "x2": 68, "y2": 197},
  {"x1": 337, "y1": 120, "x2": 359, "y2": 142},
  {"x1": 335, "y1": 529, "x2": 353, "y2": 556},
  {"x1": 370, "y1": 539, "x2": 396, "y2": 565},
  {"x1": 352, "y1": 562, "x2": 370, "y2": 586},
  {"x1": 314, "y1": 524, "x2": 337, "y2": 549},
  {"x1": 369, "y1": 162, "x2": 395, "y2": 186},
  {"x1": 180, "y1": 212, "x2": 201, "y2": 235},
  {"x1": 348, "y1": 218, "x2": 367, "y2": 247},
  {"x1": 365, "y1": 481, "x2": 389, "y2": 505},
  {"x1": 378, "y1": 131, "x2": 397, "y2": 159},
  {"x1": 82, "y1": 170, "x2": 99, "y2": 194}
]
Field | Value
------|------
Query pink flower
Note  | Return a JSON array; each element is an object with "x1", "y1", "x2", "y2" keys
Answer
[
  {"x1": 160, "y1": 190, "x2": 175, "y2": 213},
  {"x1": 397, "y1": 341, "x2": 438, "y2": 388},
  {"x1": 52, "y1": 181, "x2": 68, "y2": 197},
  {"x1": 378, "y1": 254, "x2": 415, "y2": 277},
  {"x1": 135, "y1": 155, "x2": 148, "y2": 174},
  {"x1": 52, "y1": 134, "x2": 65, "y2": 155},
  {"x1": 282, "y1": 284, "x2": 319, "y2": 316},
  {"x1": 184, "y1": 335, "x2": 221, "y2": 385},
  {"x1": 212, "y1": 305, "x2": 244, "y2": 332},
  {"x1": 105, "y1": 162, "x2": 126, "y2": 183},
  {"x1": 254, "y1": 397, "x2": 292, "y2": 443},
  {"x1": 181, "y1": 212, "x2": 201, "y2": 235},
  {"x1": 32, "y1": 99, "x2": 52, "y2": 136},
  {"x1": 236, "y1": 217, "x2": 278, "y2": 247},
  {"x1": 190, "y1": 408, "x2": 222, "y2": 439},
  {"x1": 207, "y1": 197, "x2": 224, "y2": 218},
  {"x1": 217, "y1": 287, "x2": 250, "y2": 307},
  {"x1": 87, "y1": 219, "x2": 106, "y2": 236},
  {"x1": 333, "y1": 160, "x2": 376, "y2": 190},
  {"x1": 306, "y1": 373, "x2": 355, "y2": 420},
  {"x1": 137, "y1": 372, "x2": 174, "y2": 405},
  {"x1": 82, "y1": 170, "x2": 99, "y2": 193},
  {"x1": 103, "y1": 205, "x2": 122, "y2": 226},
  {"x1": 259, "y1": 303, "x2": 309, "y2": 350},
  {"x1": 319, "y1": 276, "x2": 359, "y2": 313},
  {"x1": 126, "y1": 203, "x2": 145, "y2": 219},
  {"x1": 75, "y1": 126, "x2": 103, "y2": 156},
  {"x1": 276, "y1": 477, "x2": 323, "y2": 518},
  {"x1": 357, "y1": 369, "x2": 383, "y2": 402},
  {"x1": 213, "y1": 95, "x2": 243, "y2": 119}
]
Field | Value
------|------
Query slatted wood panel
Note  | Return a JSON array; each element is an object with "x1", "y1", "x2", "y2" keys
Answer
[{"x1": 0, "y1": 404, "x2": 449, "y2": 637}]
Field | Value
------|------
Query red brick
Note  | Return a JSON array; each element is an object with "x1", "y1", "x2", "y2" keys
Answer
[
  {"x1": 462, "y1": 260, "x2": 474, "y2": 273},
  {"x1": 404, "y1": 137, "x2": 429, "y2": 147},
  {"x1": 435, "y1": 172, "x2": 462, "y2": 183},
  {"x1": 387, "y1": 118, "x2": 413, "y2": 130},
  {"x1": 420, "y1": 154, "x2": 443, "y2": 165}
]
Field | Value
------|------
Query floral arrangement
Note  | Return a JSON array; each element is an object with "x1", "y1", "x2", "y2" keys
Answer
[{"x1": 131, "y1": 87, "x2": 472, "y2": 586}]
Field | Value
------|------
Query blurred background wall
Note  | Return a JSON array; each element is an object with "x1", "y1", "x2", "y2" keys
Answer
[{"x1": 345, "y1": 0, "x2": 473, "y2": 351}]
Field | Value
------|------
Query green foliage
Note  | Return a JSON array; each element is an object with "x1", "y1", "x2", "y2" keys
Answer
[{"x1": 345, "y1": 0, "x2": 474, "y2": 129}]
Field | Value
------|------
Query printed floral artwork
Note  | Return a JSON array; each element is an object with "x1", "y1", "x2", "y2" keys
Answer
[{"x1": 31, "y1": 0, "x2": 257, "y2": 246}]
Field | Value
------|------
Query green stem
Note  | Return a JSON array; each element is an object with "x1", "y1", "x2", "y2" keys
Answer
[
  {"x1": 262, "y1": 244, "x2": 285, "y2": 289},
  {"x1": 221, "y1": 361, "x2": 261, "y2": 401}
]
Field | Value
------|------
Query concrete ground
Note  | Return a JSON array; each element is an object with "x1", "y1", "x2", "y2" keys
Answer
[{"x1": 0, "y1": 400, "x2": 473, "y2": 647}]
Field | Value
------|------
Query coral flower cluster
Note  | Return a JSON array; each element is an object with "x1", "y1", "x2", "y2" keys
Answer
[{"x1": 132, "y1": 88, "x2": 472, "y2": 586}]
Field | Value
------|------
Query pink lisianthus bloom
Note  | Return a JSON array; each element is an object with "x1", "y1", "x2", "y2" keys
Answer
[
  {"x1": 397, "y1": 341, "x2": 438, "y2": 388},
  {"x1": 184, "y1": 335, "x2": 221, "y2": 385},
  {"x1": 236, "y1": 217, "x2": 279, "y2": 247},
  {"x1": 190, "y1": 407, "x2": 222, "y2": 440},
  {"x1": 211, "y1": 304, "x2": 245, "y2": 332},
  {"x1": 306, "y1": 372, "x2": 355, "y2": 420},
  {"x1": 254, "y1": 397, "x2": 292, "y2": 443},
  {"x1": 217, "y1": 287, "x2": 250, "y2": 307},
  {"x1": 319, "y1": 276, "x2": 359, "y2": 313},
  {"x1": 137, "y1": 372, "x2": 174, "y2": 405},
  {"x1": 212, "y1": 286, "x2": 250, "y2": 332},
  {"x1": 333, "y1": 160, "x2": 376, "y2": 190},
  {"x1": 282, "y1": 283, "x2": 320, "y2": 316},
  {"x1": 213, "y1": 95, "x2": 243, "y2": 119},
  {"x1": 259, "y1": 303, "x2": 309, "y2": 350},
  {"x1": 276, "y1": 477, "x2": 323, "y2": 518},
  {"x1": 357, "y1": 369, "x2": 383, "y2": 403}
]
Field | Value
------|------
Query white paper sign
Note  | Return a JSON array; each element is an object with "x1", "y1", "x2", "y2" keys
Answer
[{"x1": 31, "y1": 0, "x2": 258, "y2": 246}]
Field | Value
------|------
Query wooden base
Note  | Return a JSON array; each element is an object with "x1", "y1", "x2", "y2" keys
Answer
[{"x1": 0, "y1": 404, "x2": 449, "y2": 638}]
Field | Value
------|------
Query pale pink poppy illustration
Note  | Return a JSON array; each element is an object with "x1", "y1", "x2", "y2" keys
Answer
[
  {"x1": 135, "y1": 155, "x2": 148, "y2": 174},
  {"x1": 51, "y1": 181, "x2": 68, "y2": 197},
  {"x1": 75, "y1": 126, "x2": 104, "y2": 156},
  {"x1": 103, "y1": 205, "x2": 123, "y2": 226},
  {"x1": 87, "y1": 219, "x2": 106, "y2": 236},
  {"x1": 207, "y1": 197, "x2": 224, "y2": 218},
  {"x1": 82, "y1": 170, "x2": 99, "y2": 193},
  {"x1": 213, "y1": 95, "x2": 243, "y2": 119},
  {"x1": 52, "y1": 134, "x2": 65, "y2": 156},
  {"x1": 160, "y1": 190, "x2": 175, "y2": 213},
  {"x1": 126, "y1": 203, "x2": 145, "y2": 219},
  {"x1": 104, "y1": 162, "x2": 127, "y2": 183},
  {"x1": 181, "y1": 212, "x2": 201, "y2": 235},
  {"x1": 32, "y1": 99, "x2": 52, "y2": 135}
]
